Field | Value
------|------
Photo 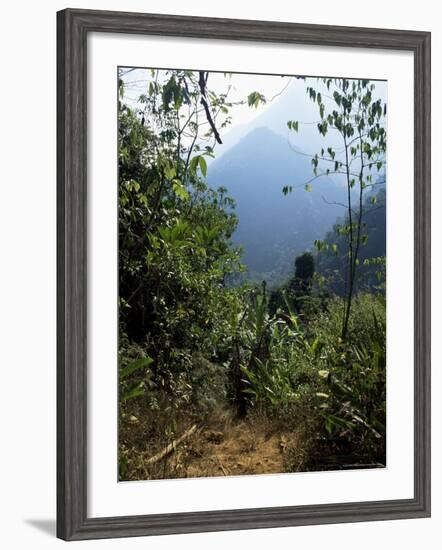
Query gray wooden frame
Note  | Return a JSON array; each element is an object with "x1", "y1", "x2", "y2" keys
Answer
[{"x1": 57, "y1": 8, "x2": 431, "y2": 541}]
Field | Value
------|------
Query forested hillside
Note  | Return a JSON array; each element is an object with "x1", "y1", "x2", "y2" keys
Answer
[{"x1": 316, "y1": 186, "x2": 386, "y2": 295}]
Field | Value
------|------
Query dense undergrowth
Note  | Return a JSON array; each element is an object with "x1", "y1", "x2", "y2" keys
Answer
[{"x1": 119, "y1": 284, "x2": 386, "y2": 480}]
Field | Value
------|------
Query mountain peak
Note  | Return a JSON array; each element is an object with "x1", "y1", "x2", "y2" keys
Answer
[
  {"x1": 213, "y1": 125, "x2": 289, "y2": 165},
  {"x1": 248, "y1": 125, "x2": 277, "y2": 136},
  {"x1": 207, "y1": 122, "x2": 345, "y2": 284},
  {"x1": 240, "y1": 125, "x2": 283, "y2": 144}
]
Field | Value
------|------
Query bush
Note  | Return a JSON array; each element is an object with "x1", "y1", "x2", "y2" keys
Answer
[
  {"x1": 309, "y1": 292, "x2": 386, "y2": 348},
  {"x1": 241, "y1": 291, "x2": 386, "y2": 470}
]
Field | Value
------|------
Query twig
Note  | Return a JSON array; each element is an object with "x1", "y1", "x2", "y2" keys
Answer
[
  {"x1": 198, "y1": 71, "x2": 223, "y2": 144},
  {"x1": 145, "y1": 425, "x2": 197, "y2": 465},
  {"x1": 215, "y1": 455, "x2": 230, "y2": 476}
]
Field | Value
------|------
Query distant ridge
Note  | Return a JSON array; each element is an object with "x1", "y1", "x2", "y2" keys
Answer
[{"x1": 208, "y1": 126, "x2": 345, "y2": 285}]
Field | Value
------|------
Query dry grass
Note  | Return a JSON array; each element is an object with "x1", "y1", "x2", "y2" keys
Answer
[{"x1": 119, "y1": 403, "x2": 305, "y2": 481}]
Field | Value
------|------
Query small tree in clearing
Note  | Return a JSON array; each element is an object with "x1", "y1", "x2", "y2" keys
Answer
[{"x1": 285, "y1": 78, "x2": 386, "y2": 339}]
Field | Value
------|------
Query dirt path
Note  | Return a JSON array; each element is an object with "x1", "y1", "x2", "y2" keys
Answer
[{"x1": 183, "y1": 421, "x2": 296, "y2": 478}]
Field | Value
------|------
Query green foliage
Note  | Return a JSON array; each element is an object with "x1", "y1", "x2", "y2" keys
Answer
[
  {"x1": 314, "y1": 302, "x2": 386, "y2": 465},
  {"x1": 247, "y1": 91, "x2": 267, "y2": 109},
  {"x1": 269, "y1": 252, "x2": 323, "y2": 320},
  {"x1": 118, "y1": 68, "x2": 247, "y2": 419},
  {"x1": 288, "y1": 78, "x2": 387, "y2": 338},
  {"x1": 120, "y1": 356, "x2": 153, "y2": 380},
  {"x1": 295, "y1": 252, "x2": 315, "y2": 281},
  {"x1": 119, "y1": 346, "x2": 156, "y2": 405},
  {"x1": 119, "y1": 69, "x2": 241, "y2": 349},
  {"x1": 242, "y1": 292, "x2": 386, "y2": 466},
  {"x1": 241, "y1": 312, "x2": 324, "y2": 420},
  {"x1": 315, "y1": 188, "x2": 386, "y2": 295}
]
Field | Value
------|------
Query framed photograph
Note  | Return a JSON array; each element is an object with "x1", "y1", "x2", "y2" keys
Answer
[{"x1": 57, "y1": 8, "x2": 431, "y2": 541}]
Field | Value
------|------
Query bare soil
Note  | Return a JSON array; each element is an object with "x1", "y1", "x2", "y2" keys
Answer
[
  {"x1": 184, "y1": 421, "x2": 294, "y2": 478},
  {"x1": 121, "y1": 410, "x2": 303, "y2": 480}
]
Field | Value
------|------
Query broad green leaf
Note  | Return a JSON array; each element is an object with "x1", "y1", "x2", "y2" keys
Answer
[
  {"x1": 120, "y1": 356, "x2": 153, "y2": 380},
  {"x1": 121, "y1": 382, "x2": 145, "y2": 403},
  {"x1": 199, "y1": 156, "x2": 207, "y2": 177},
  {"x1": 173, "y1": 180, "x2": 189, "y2": 201},
  {"x1": 164, "y1": 163, "x2": 176, "y2": 180},
  {"x1": 247, "y1": 91, "x2": 266, "y2": 109},
  {"x1": 189, "y1": 155, "x2": 199, "y2": 175}
]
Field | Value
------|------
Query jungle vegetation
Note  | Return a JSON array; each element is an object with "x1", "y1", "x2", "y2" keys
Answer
[{"x1": 118, "y1": 69, "x2": 387, "y2": 480}]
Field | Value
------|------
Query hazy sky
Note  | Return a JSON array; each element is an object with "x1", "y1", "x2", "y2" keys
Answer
[
  {"x1": 120, "y1": 68, "x2": 387, "y2": 164},
  {"x1": 121, "y1": 67, "x2": 291, "y2": 130}
]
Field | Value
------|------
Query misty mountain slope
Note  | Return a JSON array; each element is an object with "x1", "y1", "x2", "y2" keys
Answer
[
  {"x1": 211, "y1": 76, "x2": 389, "y2": 163},
  {"x1": 208, "y1": 126, "x2": 346, "y2": 285},
  {"x1": 211, "y1": 79, "x2": 329, "y2": 163}
]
